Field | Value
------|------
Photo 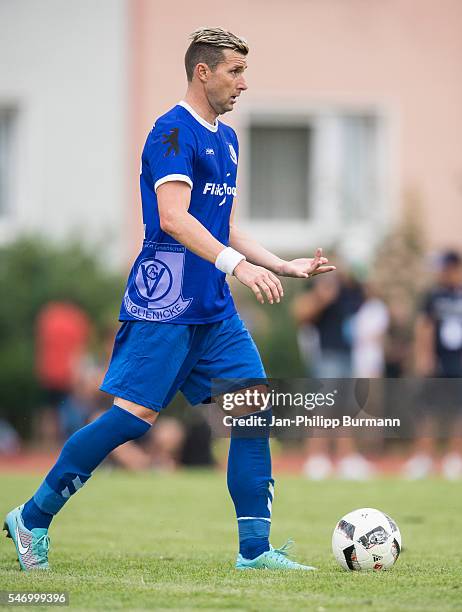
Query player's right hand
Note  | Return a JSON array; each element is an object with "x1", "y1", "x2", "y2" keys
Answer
[{"x1": 233, "y1": 261, "x2": 283, "y2": 305}]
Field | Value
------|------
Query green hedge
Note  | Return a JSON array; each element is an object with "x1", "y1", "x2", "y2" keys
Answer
[{"x1": 0, "y1": 237, "x2": 124, "y2": 437}]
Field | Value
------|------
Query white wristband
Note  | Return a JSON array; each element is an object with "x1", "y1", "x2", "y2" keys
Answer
[{"x1": 215, "y1": 247, "x2": 246, "y2": 275}]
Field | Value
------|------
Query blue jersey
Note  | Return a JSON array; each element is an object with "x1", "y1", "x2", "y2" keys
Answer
[{"x1": 120, "y1": 101, "x2": 239, "y2": 324}]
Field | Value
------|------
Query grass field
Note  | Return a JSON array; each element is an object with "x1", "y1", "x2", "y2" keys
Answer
[{"x1": 0, "y1": 470, "x2": 461, "y2": 611}]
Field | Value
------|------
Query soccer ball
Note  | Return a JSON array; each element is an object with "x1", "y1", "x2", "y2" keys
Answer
[{"x1": 332, "y1": 508, "x2": 401, "y2": 571}]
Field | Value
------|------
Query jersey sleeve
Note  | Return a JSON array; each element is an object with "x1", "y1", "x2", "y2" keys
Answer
[{"x1": 146, "y1": 121, "x2": 196, "y2": 192}]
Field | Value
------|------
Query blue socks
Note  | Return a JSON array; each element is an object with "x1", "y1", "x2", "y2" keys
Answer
[
  {"x1": 22, "y1": 499, "x2": 53, "y2": 530},
  {"x1": 22, "y1": 401, "x2": 274, "y2": 563},
  {"x1": 21, "y1": 406, "x2": 151, "y2": 531},
  {"x1": 227, "y1": 409, "x2": 274, "y2": 560}
]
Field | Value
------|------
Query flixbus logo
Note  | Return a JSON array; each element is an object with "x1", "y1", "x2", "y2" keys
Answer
[{"x1": 203, "y1": 182, "x2": 237, "y2": 197}]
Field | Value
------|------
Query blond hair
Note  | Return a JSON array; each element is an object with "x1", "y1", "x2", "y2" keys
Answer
[{"x1": 185, "y1": 27, "x2": 248, "y2": 82}]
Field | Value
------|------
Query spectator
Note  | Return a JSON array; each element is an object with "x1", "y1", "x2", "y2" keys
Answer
[
  {"x1": 404, "y1": 250, "x2": 462, "y2": 479},
  {"x1": 293, "y1": 266, "x2": 363, "y2": 378},
  {"x1": 35, "y1": 302, "x2": 91, "y2": 447},
  {"x1": 293, "y1": 266, "x2": 373, "y2": 479},
  {"x1": 384, "y1": 288, "x2": 413, "y2": 377},
  {"x1": 352, "y1": 282, "x2": 389, "y2": 378}
]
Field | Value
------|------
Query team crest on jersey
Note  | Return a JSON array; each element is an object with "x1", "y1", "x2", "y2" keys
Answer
[
  {"x1": 124, "y1": 244, "x2": 192, "y2": 321},
  {"x1": 137, "y1": 260, "x2": 173, "y2": 301},
  {"x1": 228, "y1": 143, "x2": 238, "y2": 165}
]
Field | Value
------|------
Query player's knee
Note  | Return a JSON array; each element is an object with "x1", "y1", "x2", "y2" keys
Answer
[{"x1": 114, "y1": 397, "x2": 159, "y2": 425}]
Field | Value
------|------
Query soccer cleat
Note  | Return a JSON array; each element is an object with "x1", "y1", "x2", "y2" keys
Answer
[
  {"x1": 236, "y1": 539, "x2": 316, "y2": 570},
  {"x1": 3, "y1": 505, "x2": 50, "y2": 571}
]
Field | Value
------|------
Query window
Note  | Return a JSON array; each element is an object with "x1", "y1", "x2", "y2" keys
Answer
[
  {"x1": 0, "y1": 107, "x2": 16, "y2": 217},
  {"x1": 249, "y1": 125, "x2": 311, "y2": 220},
  {"x1": 247, "y1": 112, "x2": 383, "y2": 228},
  {"x1": 339, "y1": 114, "x2": 379, "y2": 223}
]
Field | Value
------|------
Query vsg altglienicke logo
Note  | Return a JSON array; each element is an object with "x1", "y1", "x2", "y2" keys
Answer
[{"x1": 124, "y1": 244, "x2": 192, "y2": 321}]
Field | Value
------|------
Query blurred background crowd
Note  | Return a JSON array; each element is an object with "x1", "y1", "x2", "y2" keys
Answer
[
  {"x1": 1, "y1": 239, "x2": 461, "y2": 480},
  {"x1": 1, "y1": 0, "x2": 461, "y2": 480}
]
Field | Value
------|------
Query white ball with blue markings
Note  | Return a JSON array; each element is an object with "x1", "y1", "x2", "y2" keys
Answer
[{"x1": 332, "y1": 508, "x2": 402, "y2": 571}]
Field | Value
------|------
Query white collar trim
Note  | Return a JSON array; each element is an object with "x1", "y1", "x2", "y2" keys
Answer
[{"x1": 178, "y1": 100, "x2": 218, "y2": 132}]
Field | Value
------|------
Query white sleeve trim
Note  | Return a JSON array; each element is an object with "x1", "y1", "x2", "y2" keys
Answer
[{"x1": 154, "y1": 174, "x2": 193, "y2": 192}]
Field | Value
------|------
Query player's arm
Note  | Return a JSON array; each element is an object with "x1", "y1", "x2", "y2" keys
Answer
[
  {"x1": 229, "y1": 199, "x2": 336, "y2": 278},
  {"x1": 157, "y1": 182, "x2": 282, "y2": 304},
  {"x1": 228, "y1": 221, "x2": 285, "y2": 273},
  {"x1": 157, "y1": 181, "x2": 225, "y2": 262}
]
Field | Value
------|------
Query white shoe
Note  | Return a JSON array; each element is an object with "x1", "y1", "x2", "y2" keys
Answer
[
  {"x1": 403, "y1": 454, "x2": 433, "y2": 479},
  {"x1": 337, "y1": 454, "x2": 374, "y2": 480},
  {"x1": 441, "y1": 453, "x2": 462, "y2": 480},
  {"x1": 302, "y1": 454, "x2": 333, "y2": 480}
]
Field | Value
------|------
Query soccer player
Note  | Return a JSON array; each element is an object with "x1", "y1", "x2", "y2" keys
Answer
[{"x1": 5, "y1": 27, "x2": 335, "y2": 571}]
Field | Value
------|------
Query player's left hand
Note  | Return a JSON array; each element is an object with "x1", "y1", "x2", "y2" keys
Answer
[{"x1": 278, "y1": 248, "x2": 336, "y2": 278}]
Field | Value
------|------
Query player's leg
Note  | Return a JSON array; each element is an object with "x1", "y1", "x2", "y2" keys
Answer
[
  {"x1": 5, "y1": 320, "x2": 191, "y2": 571},
  {"x1": 24, "y1": 398, "x2": 155, "y2": 526},
  {"x1": 4, "y1": 398, "x2": 156, "y2": 571},
  {"x1": 181, "y1": 314, "x2": 315, "y2": 570},
  {"x1": 218, "y1": 385, "x2": 274, "y2": 560},
  {"x1": 216, "y1": 387, "x2": 313, "y2": 570}
]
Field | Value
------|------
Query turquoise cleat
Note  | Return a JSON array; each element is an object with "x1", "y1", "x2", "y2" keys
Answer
[
  {"x1": 3, "y1": 505, "x2": 50, "y2": 571},
  {"x1": 235, "y1": 539, "x2": 316, "y2": 571}
]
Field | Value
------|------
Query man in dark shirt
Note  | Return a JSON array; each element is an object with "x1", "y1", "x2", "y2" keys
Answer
[
  {"x1": 295, "y1": 273, "x2": 364, "y2": 377},
  {"x1": 404, "y1": 251, "x2": 462, "y2": 479},
  {"x1": 293, "y1": 267, "x2": 372, "y2": 479}
]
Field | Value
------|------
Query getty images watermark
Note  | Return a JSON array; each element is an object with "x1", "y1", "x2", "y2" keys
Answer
[
  {"x1": 208, "y1": 378, "x2": 462, "y2": 438},
  {"x1": 204, "y1": 378, "x2": 462, "y2": 439},
  {"x1": 220, "y1": 387, "x2": 401, "y2": 430}
]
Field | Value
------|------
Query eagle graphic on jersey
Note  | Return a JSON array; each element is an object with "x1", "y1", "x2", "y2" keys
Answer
[{"x1": 162, "y1": 127, "x2": 180, "y2": 157}]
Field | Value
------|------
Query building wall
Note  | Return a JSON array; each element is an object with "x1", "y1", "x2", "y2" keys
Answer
[
  {"x1": 128, "y1": 0, "x2": 462, "y2": 259},
  {"x1": 0, "y1": 0, "x2": 128, "y2": 265},
  {"x1": 2, "y1": 1, "x2": 460, "y2": 268}
]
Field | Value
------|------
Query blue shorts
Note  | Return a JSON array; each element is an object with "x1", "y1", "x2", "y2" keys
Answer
[{"x1": 100, "y1": 314, "x2": 266, "y2": 411}]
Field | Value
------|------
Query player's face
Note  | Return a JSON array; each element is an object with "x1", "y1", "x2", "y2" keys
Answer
[{"x1": 206, "y1": 50, "x2": 248, "y2": 115}]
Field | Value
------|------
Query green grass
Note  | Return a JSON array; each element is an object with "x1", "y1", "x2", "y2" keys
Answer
[{"x1": 0, "y1": 471, "x2": 461, "y2": 611}]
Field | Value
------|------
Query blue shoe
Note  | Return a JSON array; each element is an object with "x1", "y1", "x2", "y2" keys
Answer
[
  {"x1": 236, "y1": 539, "x2": 316, "y2": 570},
  {"x1": 3, "y1": 505, "x2": 50, "y2": 571}
]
